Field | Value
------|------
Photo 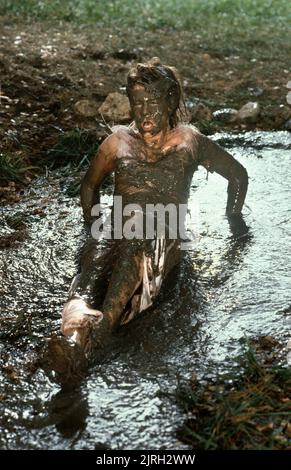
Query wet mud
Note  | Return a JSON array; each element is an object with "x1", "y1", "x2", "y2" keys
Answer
[{"x1": 0, "y1": 131, "x2": 290, "y2": 449}]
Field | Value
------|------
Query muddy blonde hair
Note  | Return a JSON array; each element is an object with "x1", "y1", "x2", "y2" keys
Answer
[{"x1": 126, "y1": 57, "x2": 185, "y2": 128}]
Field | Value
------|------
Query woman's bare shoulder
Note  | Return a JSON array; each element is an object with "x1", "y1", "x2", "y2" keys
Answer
[
  {"x1": 106, "y1": 124, "x2": 139, "y2": 158},
  {"x1": 175, "y1": 123, "x2": 202, "y2": 140},
  {"x1": 168, "y1": 124, "x2": 202, "y2": 153},
  {"x1": 100, "y1": 125, "x2": 135, "y2": 151},
  {"x1": 111, "y1": 124, "x2": 138, "y2": 139}
]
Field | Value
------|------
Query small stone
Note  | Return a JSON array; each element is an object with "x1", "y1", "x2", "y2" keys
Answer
[
  {"x1": 74, "y1": 99, "x2": 98, "y2": 117},
  {"x1": 261, "y1": 104, "x2": 291, "y2": 128},
  {"x1": 237, "y1": 102, "x2": 260, "y2": 123},
  {"x1": 263, "y1": 104, "x2": 291, "y2": 128},
  {"x1": 284, "y1": 118, "x2": 291, "y2": 131},
  {"x1": 213, "y1": 108, "x2": 238, "y2": 123},
  {"x1": 277, "y1": 104, "x2": 291, "y2": 120},
  {"x1": 248, "y1": 86, "x2": 264, "y2": 97},
  {"x1": 190, "y1": 103, "x2": 213, "y2": 122},
  {"x1": 98, "y1": 92, "x2": 131, "y2": 123}
]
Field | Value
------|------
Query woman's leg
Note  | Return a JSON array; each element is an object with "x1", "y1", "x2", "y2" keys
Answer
[
  {"x1": 102, "y1": 242, "x2": 144, "y2": 328},
  {"x1": 61, "y1": 239, "x2": 113, "y2": 352}
]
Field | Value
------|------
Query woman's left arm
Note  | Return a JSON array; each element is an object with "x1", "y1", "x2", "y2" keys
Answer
[{"x1": 196, "y1": 133, "x2": 248, "y2": 215}]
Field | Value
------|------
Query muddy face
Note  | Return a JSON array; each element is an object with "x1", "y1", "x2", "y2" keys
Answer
[{"x1": 130, "y1": 85, "x2": 169, "y2": 139}]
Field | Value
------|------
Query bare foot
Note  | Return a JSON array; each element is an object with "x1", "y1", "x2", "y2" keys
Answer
[
  {"x1": 40, "y1": 300, "x2": 112, "y2": 387},
  {"x1": 61, "y1": 298, "x2": 111, "y2": 356},
  {"x1": 62, "y1": 298, "x2": 103, "y2": 335}
]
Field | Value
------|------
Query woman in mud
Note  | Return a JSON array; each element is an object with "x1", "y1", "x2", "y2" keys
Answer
[{"x1": 60, "y1": 58, "x2": 248, "y2": 358}]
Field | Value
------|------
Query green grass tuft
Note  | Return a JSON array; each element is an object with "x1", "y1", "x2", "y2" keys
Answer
[
  {"x1": 46, "y1": 128, "x2": 99, "y2": 169},
  {"x1": 1, "y1": 0, "x2": 290, "y2": 32},
  {"x1": 177, "y1": 344, "x2": 291, "y2": 449},
  {"x1": 0, "y1": 152, "x2": 38, "y2": 183}
]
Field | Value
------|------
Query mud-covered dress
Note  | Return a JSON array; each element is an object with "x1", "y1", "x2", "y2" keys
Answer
[
  {"x1": 68, "y1": 125, "x2": 248, "y2": 326},
  {"x1": 70, "y1": 135, "x2": 197, "y2": 325}
]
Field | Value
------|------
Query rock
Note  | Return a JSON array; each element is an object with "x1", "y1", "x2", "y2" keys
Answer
[
  {"x1": 274, "y1": 104, "x2": 291, "y2": 125},
  {"x1": 213, "y1": 108, "x2": 238, "y2": 123},
  {"x1": 276, "y1": 104, "x2": 291, "y2": 120},
  {"x1": 98, "y1": 92, "x2": 131, "y2": 122},
  {"x1": 284, "y1": 118, "x2": 291, "y2": 131},
  {"x1": 195, "y1": 53, "x2": 211, "y2": 63},
  {"x1": 262, "y1": 104, "x2": 291, "y2": 128},
  {"x1": 248, "y1": 86, "x2": 264, "y2": 97},
  {"x1": 190, "y1": 103, "x2": 213, "y2": 122},
  {"x1": 74, "y1": 99, "x2": 98, "y2": 118},
  {"x1": 237, "y1": 101, "x2": 260, "y2": 123}
]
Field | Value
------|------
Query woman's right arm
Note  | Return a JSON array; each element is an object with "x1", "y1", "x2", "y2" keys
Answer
[{"x1": 80, "y1": 133, "x2": 118, "y2": 226}]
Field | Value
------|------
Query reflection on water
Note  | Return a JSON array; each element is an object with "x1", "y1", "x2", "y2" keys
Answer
[{"x1": 0, "y1": 132, "x2": 290, "y2": 449}]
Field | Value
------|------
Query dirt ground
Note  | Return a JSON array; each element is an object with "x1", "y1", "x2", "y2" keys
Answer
[
  {"x1": 0, "y1": 16, "x2": 290, "y2": 191},
  {"x1": 1, "y1": 16, "x2": 290, "y2": 450}
]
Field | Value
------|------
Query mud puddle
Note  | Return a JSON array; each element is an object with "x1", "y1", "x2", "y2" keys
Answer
[{"x1": 0, "y1": 131, "x2": 290, "y2": 449}]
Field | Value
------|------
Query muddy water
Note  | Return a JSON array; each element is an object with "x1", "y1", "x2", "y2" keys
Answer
[{"x1": 1, "y1": 132, "x2": 290, "y2": 450}]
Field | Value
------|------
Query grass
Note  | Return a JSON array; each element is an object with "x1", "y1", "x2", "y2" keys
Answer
[
  {"x1": 176, "y1": 345, "x2": 291, "y2": 449},
  {"x1": 46, "y1": 128, "x2": 103, "y2": 197},
  {"x1": 1, "y1": 0, "x2": 290, "y2": 32},
  {"x1": 1, "y1": 130, "x2": 102, "y2": 194},
  {"x1": 1, "y1": 1, "x2": 290, "y2": 63},
  {"x1": 0, "y1": 152, "x2": 37, "y2": 183},
  {"x1": 1, "y1": 1, "x2": 290, "y2": 184},
  {"x1": 46, "y1": 128, "x2": 99, "y2": 169}
]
